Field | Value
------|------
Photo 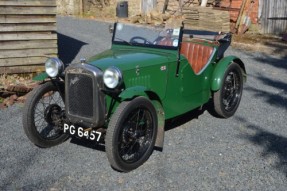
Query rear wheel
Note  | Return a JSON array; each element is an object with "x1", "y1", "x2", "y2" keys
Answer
[
  {"x1": 23, "y1": 81, "x2": 69, "y2": 148},
  {"x1": 213, "y1": 62, "x2": 243, "y2": 118},
  {"x1": 105, "y1": 97, "x2": 157, "y2": 172}
]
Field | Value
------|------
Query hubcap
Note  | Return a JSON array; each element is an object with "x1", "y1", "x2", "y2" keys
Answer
[
  {"x1": 44, "y1": 104, "x2": 62, "y2": 125},
  {"x1": 118, "y1": 108, "x2": 153, "y2": 163},
  {"x1": 33, "y1": 90, "x2": 65, "y2": 139},
  {"x1": 222, "y1": 71, "x2": 241, "y2": 112}
]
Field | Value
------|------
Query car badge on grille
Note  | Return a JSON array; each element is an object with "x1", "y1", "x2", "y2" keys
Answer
[{"x1": 70, "y1": 76, "x2": 79, "y2": 85}]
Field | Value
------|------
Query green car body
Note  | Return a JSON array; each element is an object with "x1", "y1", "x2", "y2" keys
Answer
[
  {"x1": 88, "y1": 41, "x2": 245, "y2": 145},
  {"x1": 27, "y1": 23, "x2": 246, "y2": 172}
]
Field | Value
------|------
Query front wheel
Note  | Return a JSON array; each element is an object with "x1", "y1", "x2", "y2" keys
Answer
[
  {"x1": 212, "y1": 62, "x2": 243, "y2": 118},
  {"x1": 22, "y1": 81, "x2": 69, "y2": 148},
  {"x1": 105, "y1": 97, "x2": 158, "y2": 172}
]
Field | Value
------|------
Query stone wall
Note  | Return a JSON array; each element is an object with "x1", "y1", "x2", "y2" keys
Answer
[
  {"x1": 57, "y1": 0, "x2": 82, "y2": 15},
  {"x1": 128, "y1": 0, "x2": 141, "y2": 16}
]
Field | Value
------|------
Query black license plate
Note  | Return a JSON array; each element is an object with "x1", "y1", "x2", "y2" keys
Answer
[{"x1": 63, "y1": 123, "x2": 102, "y2": 141}]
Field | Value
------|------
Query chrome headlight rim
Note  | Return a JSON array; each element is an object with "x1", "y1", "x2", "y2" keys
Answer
[
  {"x1": 45, "y1": 58, "x2": 64, "y2": 78},
  {"x1": 103, "y1": 66, "x2": 123, "y2": 89}
]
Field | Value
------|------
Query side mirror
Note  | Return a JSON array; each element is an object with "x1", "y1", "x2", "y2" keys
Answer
[{"x1": 109, "y1": 25, "x2": 114, "y2": 34}]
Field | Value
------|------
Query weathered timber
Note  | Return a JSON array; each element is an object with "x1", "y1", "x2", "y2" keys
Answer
[
  {"x1": 0, "y1": 0, "x2": 56, "y2": 6},
  {"x1": 0, "y1": 40, "x2": 57, "y2": 50},
  {"x1": 0, "y1": 57, "x2": 55, "y2": 67},
  {"x1": 0, "y1": 49, "x2": 57, "y2": 59},
  {"x1": 0, "y1": 0, "x2": 57, "y2": 73},
  {"x1": 0, "y1": 32, "x2": 57, "y2": 41},
  {"x1": 0, "y1": 15, "x2": 56, "y2": 24},
  {"x1": 0, "y1": 65, "x2": 45, "y2": 74},
  {"x1": 182, "y1": 7, "x2": 230, "y2": 32},
  {"x1": 0, "y1": 23, "x2": 56, "y2": 32},
  {"x1": 0, "y1": 7, "x2": 57, "y2": 15}
]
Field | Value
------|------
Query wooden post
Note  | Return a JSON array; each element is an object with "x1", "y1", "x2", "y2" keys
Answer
[
  {"x1": 142, "y1": 0, "x2": 157, "y2": 14},
  {"x1": 200, "y1": 0, "x2": 208, "y2": 7},
  {"x1": 179, "y1": 0, "x2": 183, "y2": 12},
  {"x1": 162, "y1": 0, "x2": 169, "y2": 14}
]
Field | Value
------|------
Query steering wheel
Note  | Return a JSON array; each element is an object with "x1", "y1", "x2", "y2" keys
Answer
[{"x1": 130, "y1": 36, "x2": 152, "y2": 45}]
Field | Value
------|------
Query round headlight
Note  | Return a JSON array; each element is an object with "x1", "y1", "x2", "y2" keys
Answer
[
  {"x1": 103, "y1": 67, "x2": 122, "y2": 89},
  {"x1": 45, "y1": 58, "x2": 64, "y2": 78}
]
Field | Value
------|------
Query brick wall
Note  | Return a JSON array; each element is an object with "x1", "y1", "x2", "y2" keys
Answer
[{"x1": 221, "y1": 0, "x2": 258, "y2": 24}]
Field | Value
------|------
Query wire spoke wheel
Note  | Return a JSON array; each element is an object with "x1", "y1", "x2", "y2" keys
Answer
[
  {"x1": 222, "y1": 71, "x2": 241, "y2": 112},
  {"x1": 213, "y1": 63, "x2": 244, "y2": 118},
  {"x1": 23, "y1": 81, "x2": 69, "y2": 148},
  {"x1": 106, "y1": 97, "x2": 157, "y2": 172},
  {"x1": 118, "y1": 108, "x2": 153, "y2": 163},
  {"x1": 35, "y1": 90, "x2": 64, "y2": 139}
]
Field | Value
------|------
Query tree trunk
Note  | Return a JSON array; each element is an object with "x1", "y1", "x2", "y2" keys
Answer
[
  {"x1": 141, "y1": 0, "x2": 157, "y2": 14},
  {"x1": 162, "y1": 0, "x2": 169, "y2": 13},
  {"x1": 200, "y1": 0, "x2": 208, "y2": 7}
]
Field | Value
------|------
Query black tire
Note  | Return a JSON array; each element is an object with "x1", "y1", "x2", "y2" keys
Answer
[
  {"x1": 105, "y1": 97, "x2": 158, "y2": 172},
  {"x1": 23, "y1": 81, "x2": 69, "y2": 148},
  {"x1": 213, "y1": 62, "x2": 243, "y2": 118}
]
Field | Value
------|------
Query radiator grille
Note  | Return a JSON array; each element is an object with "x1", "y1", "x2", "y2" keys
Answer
[{"x1": 67, "y1": 73, "x2": 94, "y2": 118}]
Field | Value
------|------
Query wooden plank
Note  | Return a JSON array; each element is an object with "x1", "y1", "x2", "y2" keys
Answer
[
  {"x1": 0, "y1": 23, "x2": 56, "y2": 32},
  {"x1": 0, "y1": 65, "x2": 45, "y2": 74},
  {"x1": 0, "y1": 56, "x2": 56, "y2": 67},
  {"x1": 0, "y1": 48, "x2": 57, "y2": 59},
  {"x1": 0, "y1": 40, "x2": 57, "y2": 50},
  {"x1": 0, "y1": 32, "x2": 57, "y2": 40},
  {"x1": 0, "y1": 0, "x2": 56, "y2": 6},
  {"x1": 0, "y1": 15, "x2": 56, "y2": 24},
  {"x1": 0, "y1": 7, "x2": 56, "y2": 15}
]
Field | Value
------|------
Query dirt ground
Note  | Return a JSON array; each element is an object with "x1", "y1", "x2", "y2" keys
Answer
[{"x1": 232, "y1": 33, "x2": 287, "y2": 57}]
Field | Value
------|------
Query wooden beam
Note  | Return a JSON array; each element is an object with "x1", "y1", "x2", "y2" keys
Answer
[
  {"x1": 0, "y1": 23, "x2": 56, "y2": 32},
  {"x1": 0, "y1": 40, "x2": 57, "y2": 50},
  {"x1": 0, "y1": 57, "x2": 53, "y2": 67},
  {"x1": 0, "y1": 15, "x2": 56, "y2": 24},
  {"x1": 0, "y1": 0, "x2": 56, "y2": 6},
  {"x1": 0, "y1": 32, "x2": 57, "y2": 41},
  {"x1": 0, "y1": 65, "x2": 45, "y2": 74},
  {"x1": 0, "y1": 48, "x2": 57, "y2": 59},
  {"x1": 0, "y1": 7, "x2": 57, "y2": 15}
]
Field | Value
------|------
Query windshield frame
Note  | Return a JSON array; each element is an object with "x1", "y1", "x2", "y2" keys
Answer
[{"x1": 111, "y1": 22, "x2": 183, "y2": 51}]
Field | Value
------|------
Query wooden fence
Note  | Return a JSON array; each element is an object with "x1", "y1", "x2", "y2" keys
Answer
[
  {"x1": 0, "y1": 0, "x2": 57, "y2": 74},
  {"x1": 260, "y1": 0, "x2": 287, "y2": 34}
]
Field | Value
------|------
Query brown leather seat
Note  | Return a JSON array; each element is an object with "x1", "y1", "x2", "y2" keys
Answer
[
  {"x1": 157, "y1": 37, "x2": 173, "y2": 46},
  {"x1": 180, "y1": 42, "x2": 214, "y2": 74}
]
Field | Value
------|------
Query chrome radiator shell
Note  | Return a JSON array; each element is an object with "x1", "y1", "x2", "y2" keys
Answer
[{"x1": 65, "y1": 64, "x2": 105, "y2": 127}]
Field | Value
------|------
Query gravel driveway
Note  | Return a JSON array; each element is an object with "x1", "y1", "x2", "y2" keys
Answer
[{"x1": 1, "y1": 16, "x2": 287, "y2": 190}]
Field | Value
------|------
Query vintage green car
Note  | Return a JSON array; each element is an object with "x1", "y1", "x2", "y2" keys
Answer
[{"x1": 23, "y1": 23, "x2": 246, "y2": 172}]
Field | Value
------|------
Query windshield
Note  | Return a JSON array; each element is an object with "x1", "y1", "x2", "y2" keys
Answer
[{"x1": 112, "y1": 23, "x2": 181, "y2": 50}]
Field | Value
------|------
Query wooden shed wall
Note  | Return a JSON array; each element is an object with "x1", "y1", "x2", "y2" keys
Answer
[
  {"x1": 260, "y1": 0, "x2": 287, "y2": 34},
  {"x1": 0, "y1": 0, "x2": 57, "y2": 74}
]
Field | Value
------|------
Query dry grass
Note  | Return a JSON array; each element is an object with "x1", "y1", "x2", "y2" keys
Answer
[
  {"x1": 0, "y1": 74, "x2": 34, "y2": 90},
  {"x1": 232, "y1": 33, "x2": 287, "y2": 57}
]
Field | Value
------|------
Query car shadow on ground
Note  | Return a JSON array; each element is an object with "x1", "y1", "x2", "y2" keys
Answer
[
  {"x1": 165, "y1": 106, "x2": 207, "y2": 132},
  {"x1": 69, "y1": 103, "x2": 212, "y2": 152},
  {"x1": 70, "y1": 137, "x2": 106, "y2": 152},
  {"x1": 235, "y1": 116, "x2": 287, "y2": 176},
  {"x1": 58, "y1": 33, "x2": 87, "y2": 64}
]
